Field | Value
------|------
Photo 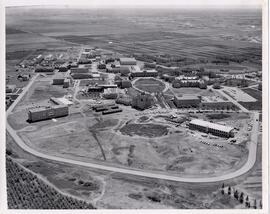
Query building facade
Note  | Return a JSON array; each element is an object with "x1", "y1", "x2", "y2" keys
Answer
[
  {"x1": 28, "y1": 105, "x2": 69, "y2": 122},
  {"x1": 130, "y1": 70, "x2": 158, "y2": 78},
  {"x1": 132, "y1": 93, "x2": 152, "y2": 110},
  {"x1": 119, "y1": 57, "x2": 137, "y2": 65},
  {"x1": 174, "y1": 95, "x2": 201, "y2": 108},
  {"x1": 189, "y1": 119, "x2": 234, "y2": 138},
  {"x1": 70, "y1": 68, "x2": 89, "y2": 73}
]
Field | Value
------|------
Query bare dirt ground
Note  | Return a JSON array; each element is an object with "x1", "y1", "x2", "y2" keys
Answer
[{"x1": 14, "y1": 101, "x2": 250, "y2": 178}]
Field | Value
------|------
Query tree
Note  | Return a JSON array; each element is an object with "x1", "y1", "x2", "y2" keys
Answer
[
  {"x1": 234, "y1": 190, "x2": 239, "y2": 200},
  {"x1": 239, "y1": 192, "x2": 244, "y2": 203},
  {"x1": 254, "y1": 199, "x2": 257, "y2": 209},
  {"x1": 228, "y1": 186, "x2": 231, "y2": 195}
]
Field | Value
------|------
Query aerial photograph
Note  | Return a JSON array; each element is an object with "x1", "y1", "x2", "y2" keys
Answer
[{"x1": 4, "y1": 1, "x2": 265, "y2": 211}]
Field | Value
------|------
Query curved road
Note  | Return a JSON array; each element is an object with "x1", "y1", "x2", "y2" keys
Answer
[{"x1": 6, "y1": 75, "x2": 259, "y2": 183}]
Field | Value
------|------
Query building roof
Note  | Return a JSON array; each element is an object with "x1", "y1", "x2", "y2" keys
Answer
[
  {"x1": 53, "y1": 73, "x2": 66, "y2": 79},
  {"x1": 190, "y1": 119, "x2": 234, "y2": 133},
  {"x1": 175, "y1": 94, "x2": 200, "y2": 100},
  {"x1": 119, "y1": 57, "x2": 136, "y2": 62},
  {"x1": 29, "y1": 105, "x2": 67, "y2": 113}
]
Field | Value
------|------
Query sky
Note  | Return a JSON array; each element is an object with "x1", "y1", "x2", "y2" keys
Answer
[{"x1": 2, "y1": 0, "x2": 264, "y2": 8}]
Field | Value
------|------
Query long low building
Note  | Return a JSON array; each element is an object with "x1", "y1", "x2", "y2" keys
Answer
[
  {"x1": 28, "y1": 105, "x2": 69, "y2": 122},
  {"x1": 174, "y1": 94, "x2": 201, "y2": 108},
  {"x1": 189, "y1": 119, "x2": 234, "y2": 138},
  {"x1": 70, "y1": 68, "x2": 89, "y2": 73},
  {"x1": 130, "y1": 70, "x2": 158, "y2": 78},
  {"x1": 119, "y1": 57, "x2": 137, "y2": 65}
]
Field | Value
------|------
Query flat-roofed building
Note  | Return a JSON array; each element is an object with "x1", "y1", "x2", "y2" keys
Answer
[
  {"x1": 71, "y1": 73, "x2": 92, "y2": 79},
  {"x1": 70, "y1": 67, "x2": 89, "y2": 73},
  {"x1": 189, "y1": 119, "x2": 234, "y2": 138},
  {"x1": 200, "y1": 96, "x2": 234, "y2": 110},
  {"x1": 172, "y1": 78, "x2": 206, "y2": 89},
  {"x1": 174, "y1": 94, "x2": 201, "y2": 108},
  {"x1": 130, "y1": 70, "x2": 158, "y2": 78},
  {"x1": 28, "y1": 105, "x2": 69, "y2": 122},
  {"x1": 6, "y1": 85, "x2": 16, "y2": 93},
  {"x1": 132, "y1": 92, "x2": 153, "y2": 110},
  {"x1": 35, "y1": 66, "x2": 54, "y2": 73},
  {"x1": 106, "y1": 66, "x2": 130, "y2": 74},
  {"x1": 53, "y1": 73, "x2": 65, "y2": 85},
  {"x1": 63, "y1": 79, "x2": 70, "y2": 88},
  {"x1": 87, "y1": 86, "x2": 104, "y2": 93},
  {"x1": 119, "y1": 57, "x2": 137, "y2": 65}
]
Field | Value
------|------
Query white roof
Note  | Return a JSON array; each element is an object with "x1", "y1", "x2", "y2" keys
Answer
[
  {"x1": 120, "y1": 57, "x2": 136, "y2": 62},
  {"x1": 190, "y1": 119, "x2": 234, "y2": 133}
]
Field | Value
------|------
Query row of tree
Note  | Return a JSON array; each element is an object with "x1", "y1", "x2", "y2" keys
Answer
[{"x1": 221, "y1": 183, "x2": 262, "y2": 209}]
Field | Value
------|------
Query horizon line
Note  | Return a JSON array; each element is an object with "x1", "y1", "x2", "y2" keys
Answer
[{"x1": 6, "y1": 4, "x2": 262, "y2": 9}]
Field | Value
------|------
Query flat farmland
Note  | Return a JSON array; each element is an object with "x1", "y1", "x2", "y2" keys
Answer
[
  {"x1": 6, "y1": 8, "x2": 261, "y2": 60},
  {"x1": 6, "y1": 32, "x2": 71, "y2": 52},
  {"x1": 57, "y1": 34, "x2": 261, "y2": 60}
]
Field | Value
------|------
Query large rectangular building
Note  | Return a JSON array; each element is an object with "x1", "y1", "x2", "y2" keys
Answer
[
  {"x1": 174, "y1": 94, "x2": 201, "y2": 108},
  {"x1": 70, "y1": 68, "x2": 89, "y2": 73},
  {"x1": 130, "y1": 70, "x2": 158, "y2": 78},
  {"x1": 132, "y1": 93, "x2": 152, "y2": 110},
  {"x1": 189, "y1": 119, "x2": 234, "y2": 138},
  {"x1": 28, "y1": 105, "x2": 69, "y2": 122},
  {"x1": 119, "y1": 57, "x2": 137, "y2": 65}
]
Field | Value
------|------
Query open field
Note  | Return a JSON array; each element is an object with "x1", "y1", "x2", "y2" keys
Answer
[
  {"x1": 133, "y1": 78, "x2": 165, "y2": 93},
  {"x1": 6, "y1": 8, "x2": 261, "y2": 62},
  {"x1": 14, "y1": 79, "x2": 69, "y2": 110},
  {"x1": 6, "y1": 31, "x2": 71, "y2": 52},
  {"x1": 7, "y1": 130, "x2": 260, "y2": 209},
  {"x1": 238, "y1": 88, "x2": 262, "y2": 111},
  {"x1": 12, "y1": 104, "x2": 250, "y2": 178},
  {"x1": 222, "y1": 87, "x2": 257, "y2": 102},
  {"x1": 171, "y1": 87, "x2": 217, "y2": 97}
]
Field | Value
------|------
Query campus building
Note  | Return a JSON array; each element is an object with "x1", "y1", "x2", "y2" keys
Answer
[
  {"x1": 119, "y1": 57, "x2": 137, "y2": 65},
  {"x1": 70, "y1": 68, "x2": 89, "y2": 73},
  {"x1": 200, "y1": 96, "x2": 235, "y2": 110},
  {"x1": 63, "y1": 79, "x2": 70, "y2": 88},
  {"x1": 130, "y1": 70, "x2": 158, "y2": 78},
  {"x1": 189, "y1": 119, "x2": 234, "y2": 138},
  {"x1": 52, "y1": 74, "x2": 65, "y2": 85},
  {"x1": 131, "y1": 92, "x2": 152, "y2": 110},
  {"x1": 35, "y1": 66, "x2": 54, "y2": 73},
  {"x1": 71, "y1": 73, "x2": 92, "y2": 79},
  {"x1": 106, "y1": 66, "x2": 130, "y2": 74},
  {"x1": 172, "y1": 79, "x2": 207, "y2": 89},
  {"x1": 28, "y1": 105, "x2": 69, "y2": 122},
  {"x1": 174, "y1": 94, "x2": 201, "y2": 108},
  {"x1": 115, "y1": 79, "x2": 132, "y2": 88}
]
